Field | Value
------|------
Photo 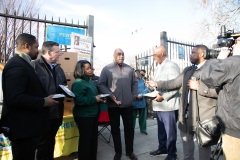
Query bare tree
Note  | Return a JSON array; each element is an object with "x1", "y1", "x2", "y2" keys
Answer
[
  {"x1": 0, "y1": 0, "x2": 40, "y2": 62},
  {"x1": 189, "y1": 0, "x2": 240, "y2": 47}
]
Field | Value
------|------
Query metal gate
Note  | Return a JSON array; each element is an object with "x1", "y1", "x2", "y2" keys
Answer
[
  {"x1": 135, "y1": 31, "x2": 196, "y2": 80},
  {"x1": 0, "y1": 9, "x2": 94, "y2": 63}
]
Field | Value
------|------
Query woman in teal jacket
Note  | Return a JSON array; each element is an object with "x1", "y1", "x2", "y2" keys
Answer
[
  {"x1": 71, "y1": 60, "x2": 103, "y2": 160},
  {"x1": 133, "y1": 70, "x2": 149, "y2": 135}
]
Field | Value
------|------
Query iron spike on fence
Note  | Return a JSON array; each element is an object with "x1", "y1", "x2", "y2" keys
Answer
[{"x1": 22, "y1": 11, "x2": 25, "y2": 33}]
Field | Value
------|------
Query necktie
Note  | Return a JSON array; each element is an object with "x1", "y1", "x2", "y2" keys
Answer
[
  {"x1": 192, "y1": 65, "x2": 198, "y2": 71},
  {"x1": 118, "y1": 64, "x2": 122, "y2": 70}
]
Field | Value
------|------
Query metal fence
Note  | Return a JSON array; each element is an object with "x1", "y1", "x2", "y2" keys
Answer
[
  {"x1": 0, "y1": 9, "x2": 94, "y2": 63},
  {"x1": 135, "y1": 31, "x2": 196, "y2": 80}
]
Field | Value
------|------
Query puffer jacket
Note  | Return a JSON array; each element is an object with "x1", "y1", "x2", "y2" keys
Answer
[{"x1": 31, "y1": 56, "x2": 67, "y2": 119}]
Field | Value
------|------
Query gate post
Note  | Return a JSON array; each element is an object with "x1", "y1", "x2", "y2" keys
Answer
[
  {"x1": 86, "y1": 15, "x2": 94, "y2": 65},
  {"x1": 160, "y1": 31, "x2": 168, "y2": 56}
]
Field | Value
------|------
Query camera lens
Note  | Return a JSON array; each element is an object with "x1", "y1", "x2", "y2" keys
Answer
[{"x1": 205, "y1": 49, "x2": 220, "y2": 59}]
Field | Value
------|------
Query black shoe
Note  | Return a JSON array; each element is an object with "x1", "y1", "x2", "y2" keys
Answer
[
  {"x1": 126, "y1": 153, "x2": 138, "y2": 160},
  {"x1": 114, "y1": 152, "x2": 122, "y2": 160},
  {"x1": 164, "y1": 155, "x2": 177, "y2": 160},
  {"x1": 141, "y1": 131, "x2": 148, "y2": 135},
  {"x1": 149, "y1": 150, "x2": 167, "y2": 156}
]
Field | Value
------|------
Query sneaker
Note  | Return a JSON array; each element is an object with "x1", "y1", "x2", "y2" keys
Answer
[
  {"x1": 164, "y1": 155, "x2": 177, "y2": 160},
  {"x1": 126, "y1": 152, "x2": 138, "y2": 160},
  {"x1": 141, "y1": 131, "x2": 148, "y2": 135},
  {"x1": 114, "y1": 152, "x2": 122, "y2": 160},
  {"x1": 149, "y1": 150, "x2": 167, "y2": 156}
]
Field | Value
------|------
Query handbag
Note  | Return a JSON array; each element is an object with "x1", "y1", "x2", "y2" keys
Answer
[
  {"x1": 196, "y1": 116, "x2": 221, "y2": 147},
  {"x1": 195, "y1": 91, "x2": 221, "y2": 147}
]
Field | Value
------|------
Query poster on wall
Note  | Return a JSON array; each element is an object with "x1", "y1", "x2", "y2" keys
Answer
[{"x1": 70, "y1": 33, "x2": 92, "y2": 62}]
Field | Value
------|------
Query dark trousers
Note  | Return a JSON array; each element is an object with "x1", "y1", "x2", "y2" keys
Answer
[
  {"x1": 11, "y1": 136, "x2": 41, "y2": 160},
  {"x1": 156, "y1": 110, "x2": 178, "y2": 158},
  {"x1": 108, "y1": 107, "x2": 134, "y2": 154},
  {"x1": 74, "y1": 116, "x2": 98, "y2": 160},
  {"x1": 36, "y1": 118, "x2": 62, "y2": 160}
]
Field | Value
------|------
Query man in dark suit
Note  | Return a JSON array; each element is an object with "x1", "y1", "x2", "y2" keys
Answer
[
  {"x1": 146, "y1": 45, "x2": 218, "y2": 160},
  {"x1": 1, "y1": 33, "x2": 58, "y2": 160}
]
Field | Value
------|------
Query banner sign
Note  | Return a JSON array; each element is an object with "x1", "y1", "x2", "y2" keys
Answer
[
  {"x1": 71, "y1": 33, "x2": 92, "y2": 55},
  {"x1": 54, "y1": 115, "x2": 79, "y2": 157},
  {"x1": 46, "y1": 26, "x2": 85, "y2": 45}
]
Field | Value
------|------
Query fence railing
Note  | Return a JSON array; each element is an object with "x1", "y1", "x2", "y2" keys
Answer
[
  {"x1": 135, "y1": 31, "x2": 196, "y2": 80},
  {"x1": 0, "y1": 9, "x2": 94, "y2": 63}
]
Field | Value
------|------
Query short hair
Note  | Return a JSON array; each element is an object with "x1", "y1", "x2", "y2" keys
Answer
[
  {"x1": 195, "y1": 44, "x2": 208, "y2": 52},
  {"x1": 140, "y1": 69, "x2": 146, "y2": 73},
  {"x1": 135, "y1": 69, "x2": 140, "y2": 72},
  {"x1": 42, "y1": 41, "x2": 59, "y2": 54},
  {"x1": 16, "y1": 33, "x2": 37, "y2": 49},
  {"x1": 73, "y1": 60, "x2": 91, "y2": 79}
]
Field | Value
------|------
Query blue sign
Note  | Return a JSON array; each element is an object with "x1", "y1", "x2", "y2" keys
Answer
[
  {"x1": 46, "y1": 25, "x2": 85, "y2": 45},
  {"x1": 140, "y1": 57, "x2": 149, "y2": 66},
  {"x1": 178, "y1": 46, "x2": 185, "y2": 59}
]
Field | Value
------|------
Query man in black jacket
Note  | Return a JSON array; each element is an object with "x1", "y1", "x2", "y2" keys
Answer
[
  {"x1": 201, "y1": 36, "x2": 240, "y2": 160},
  {"x1": 32, "y1": 41, "x2": 67, "y2": 160},
  {"x1": 2, "y1": 33, "x2": 58, "y2": 160}
]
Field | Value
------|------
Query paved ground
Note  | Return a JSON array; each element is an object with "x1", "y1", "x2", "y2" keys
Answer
[{"x1": 54, "y1": 118, "x2": 223, "y2": 160}]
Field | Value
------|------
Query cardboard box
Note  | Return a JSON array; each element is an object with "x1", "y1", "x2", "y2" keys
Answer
[
  {"x1": 64, "y1": 72, "x2": 75, "y2": 89},
  {"x1": 63, "y1": 97, "x2": 74, "y2": 116},
  {"x1": 58, "y1": 52, "x2": 79, "y2": 72}
]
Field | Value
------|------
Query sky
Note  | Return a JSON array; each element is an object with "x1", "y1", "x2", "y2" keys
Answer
[{"x1": 40, "y1": 0, "x2": 197, "y2": 75}]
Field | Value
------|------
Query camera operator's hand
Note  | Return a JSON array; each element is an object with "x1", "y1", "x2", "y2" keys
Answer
[
  {"x1": 145, "y1": 81, "x2": 158, "y2": 88},
  {"x1": 217, "y1": 47, "x2": 231, "y2": 59},
  {"x1": 153, "y1": 94, "x2": 164, "y2": 102}
]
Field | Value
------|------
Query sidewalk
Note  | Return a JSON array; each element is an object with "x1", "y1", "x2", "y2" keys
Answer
[{"x1": 55, "y1": 118, "x2": 223, "y2": 160}]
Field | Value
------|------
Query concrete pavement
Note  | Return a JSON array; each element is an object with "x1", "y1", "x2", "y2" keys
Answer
[{"x1": 54, "y1": 118, "x2": 223, "y2": 160}]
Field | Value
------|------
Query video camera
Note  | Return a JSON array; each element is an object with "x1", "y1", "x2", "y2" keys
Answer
[{"x1": 204, "y1": 25, "x2": 240, "y2": 59}]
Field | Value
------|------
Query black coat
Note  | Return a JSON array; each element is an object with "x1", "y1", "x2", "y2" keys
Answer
[
  {"x1": 2, "y1": 55, "x2": 49, "y2": 140},
  {"x1": 31, "y1": 56, "x2": 67, "y2": 119}
]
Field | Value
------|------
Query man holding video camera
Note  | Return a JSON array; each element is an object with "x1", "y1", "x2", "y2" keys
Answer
[{"x1": 201, "y1": 35, "x2": 240, "y2": 160}]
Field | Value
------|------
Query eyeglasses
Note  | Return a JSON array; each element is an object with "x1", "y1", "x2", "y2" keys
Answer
[{"x1": 117, "y1": 53, "x2": 124, "y2": 56}]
